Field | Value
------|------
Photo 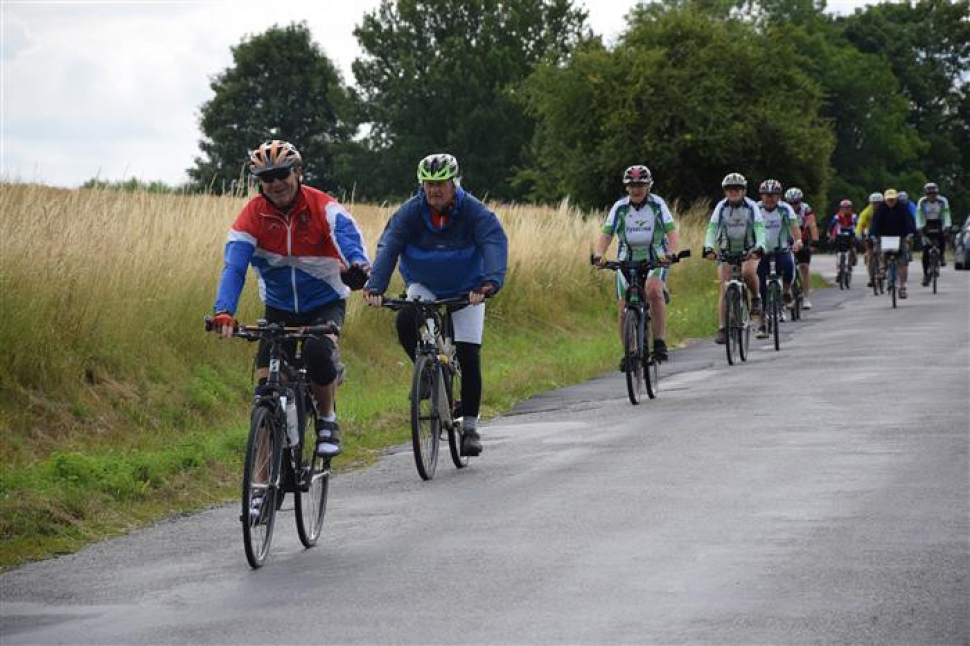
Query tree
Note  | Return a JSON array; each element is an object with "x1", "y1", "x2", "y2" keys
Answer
[
  {"x1": 522, "y1": 4, "x2": 834, "y2": 209},
  {"x1": 188, "y1": 23, "x2": 359, "y2": 193},
  {"x1": 351, "y1": 0, "x2": 589, "y2": 201}
]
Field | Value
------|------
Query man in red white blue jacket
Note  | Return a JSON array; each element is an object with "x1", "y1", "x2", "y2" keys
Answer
[{"x1": 211, "y1": 140, "x2": 370, "y2": 458}]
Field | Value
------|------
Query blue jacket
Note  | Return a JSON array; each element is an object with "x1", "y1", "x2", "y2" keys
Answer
[
  {"x1": 366, "y1": 187, "x2": 508, "y2": 298},
  {"x1": 870, "y1": 202, "x2": 917, "y2": 238}
]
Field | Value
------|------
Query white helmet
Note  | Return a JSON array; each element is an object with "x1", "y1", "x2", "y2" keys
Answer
[
  {"x1": 721, "y1": 172, "x2": 746, "y2": 189},
  {"x1": 869, "y1": 192, "x2": 883, "y2": 203},
  {"x1": 784, "y1": 187, "x2": 803, "y2": 202}
]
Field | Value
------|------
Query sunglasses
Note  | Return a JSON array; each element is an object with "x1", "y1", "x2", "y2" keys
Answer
[{"x1": 257, "y1": 167, "x2": 293, "y2": 183}]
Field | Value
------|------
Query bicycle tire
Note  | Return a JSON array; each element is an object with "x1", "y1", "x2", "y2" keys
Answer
[
  {"x1": 643, "y1": 313, "x2": 657, "y2": 400},
  {"x1": 446, "y1": 362, "x2": 469, "y2": 469},
  {"x1": 931, "y1": 255, "x2": 938, "y2": 294},
  {"x1": 770, "y1": 283, "x2": 781, "y2": 351},
  {"x1": 869, "y1": 254, "x2": 879, "y2": 296},
  {"x1": 623, "y1": 309, "x2": 644, "y2": 404},
  {"x1": 242, "y1": 405, "x2": 281, "y2": 569},
  {"x1": 294, "y1": 414, "x2": 330, "y2": 548},
  {"x1": 725, "y1": 285, "x2": 739, "y2": 366},
  {"x1": 838, "y1": 257, "x2": 845, "y2": 290},
  {"x1": 738, "y1": 289, "x2": 750, "y2": 363},
  {"x1": 410, "y1": 354, "x2": 440, "y2": 480}
]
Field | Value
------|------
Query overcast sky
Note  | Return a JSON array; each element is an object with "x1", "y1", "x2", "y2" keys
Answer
[{"x1": 2, "y1": 0, "x2": 878, "y2": 188}]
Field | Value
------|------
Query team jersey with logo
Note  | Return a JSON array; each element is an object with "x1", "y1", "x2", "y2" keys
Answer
[
  {"x1": 916, "y1": 196, "x2": 952, "y2": 230},
  {"x1": 602, "y1": 194, "x2": 677, "y2": 261},
  {"x1": 704, "y1": 196, "x2": 767, "y2": 254},
  {"x1": 758, "y1": 201, "x2": 798, "y2": 252}
]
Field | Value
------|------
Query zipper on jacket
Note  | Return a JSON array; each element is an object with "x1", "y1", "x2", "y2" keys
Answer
[{"x1": 287, "y1": 216, "x2": 299, "y2": 313}]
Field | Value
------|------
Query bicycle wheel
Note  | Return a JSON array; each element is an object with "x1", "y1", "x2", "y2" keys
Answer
[
  {"x1": 725, "y1": 285, "x2": 739, "y2": 366},
  {"x1": 869, "y1": 255, "x2": 879, "y2": 296},
  {"x1": 445, "y1": 362, "x2": 469, "y2": 469},
  {"x1": 838, "y1": 257, "x2": 845, "y2": 290},
  {"x1": 242, "y1": 405, "x2": 282, "y2": 569},
  {"x1": 623, "y1": 309, "x2": 644, "y2": 404},
  {"x1": 294, "y1": 415, "x2": 330, "y2": 548},
  {"x1": 770, "y1": 283, "x2": 781, "y2": 351},
  {"x1": 643, "y1": 314, "x2": 658, "y2": 400},
  {"x1": 932, "y1": 257, "x2": 938, "y2": 294},
  {"x1": 888, "y1": 264, "x2": 897, "y2": 308},
  {"x1": 738, "y1": 290, "x2": 750, "y2": 363},
  {"x1": 410, "y1": 354, "x2": 440, "y2": 480},
  {"x1": 845, "y1": 262, "x2": 852, "y2": 289}
]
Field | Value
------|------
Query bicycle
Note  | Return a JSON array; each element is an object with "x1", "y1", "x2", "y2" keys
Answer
[
  {"x1": 790, "y1": 266, "x2": 804, "y2": 321},
  {"x1": 866, "y1": 239, "x2": 885, "y2": 296},
  {"x1": 923, "y1": 235, "x2": 941, "y2": 294},
  {"x1": 381, "y1": 296, "x2": 474, "y2": 480},
  {"x1": 597, "y1": 250, "x2": 690, "y2": 405},
  {"x1": 719, "y1": 250, "x2": 757, "y2": 366},
  {"x1": 762, "y1": 253, "x2": 786, "y2": 352},
  {"x1": 835, "y1": 231, "x2": 854, "y2": 290},
  {"x1": 204, "y1": 316, "x2": 336, "y2": 568},
  {"x1": 880, "y1": 236, "x2": 903, "y2": 309}
]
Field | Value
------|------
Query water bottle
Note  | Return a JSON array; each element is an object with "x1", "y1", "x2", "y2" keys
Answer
[{"x1": 282, "y1": 394, "x2": 299, "y2": 446}]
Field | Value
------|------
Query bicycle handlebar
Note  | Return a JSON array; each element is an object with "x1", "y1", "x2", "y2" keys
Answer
[
  {"x1": 595, "y1": 249, "x2": 691, "y2": 272},
  {"x1": 379, "y1": 294, "x2": 480, "y2": 312},
  {"x1": 203, "y1": 315, "x2": 340, "y2": 340}
]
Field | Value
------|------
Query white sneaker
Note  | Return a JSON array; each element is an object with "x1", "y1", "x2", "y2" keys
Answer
[{"x1": 803, "y1": 298, "x2": 813, "y2": 310}]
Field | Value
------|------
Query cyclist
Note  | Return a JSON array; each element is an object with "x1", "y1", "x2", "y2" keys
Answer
[
  {"x1": 916, "y1": 182, "x2": 952, "y2": 285},
  {"x1": 592, "y1": 165, "x2": 680, "y2": 364},
  {"x1": 210, "y1": 140, "x2": 371, "y2": 459},
  {"x1": 703, "y1": 172, "x2": 766, "y2": 345},
  {"x1": 785, "y1": 187, "x2": 819, "y2": 309},
  {"x1": 899, "y1": 191, "x2": 919, "y2": 223},
  {"x1": 857, "y1": 192, "x2": 882, "y2": 286},
  {"x1": 870, "y1": 188, "x2": 917, "y2": 298},
  {"x1": 754, "y1": 179, "x2": 802, "y2": 339},
  {"x1": 827, "y1": 198, "x2": 858, "y2": 270},
  {"x1": 363, "y1": 153, "x2": 508, "y2": 457}
]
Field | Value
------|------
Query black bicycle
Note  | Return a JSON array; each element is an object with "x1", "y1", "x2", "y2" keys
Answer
[
  {"x1": 381, "y1": 296, "x2": 473, "y2": 480},
  {"x1": 719, "y1": 250, "x2": 756, "y2": 365},
  {"x1": 790, "y1": 266, "x2": 804, "y2": 320},
  {"x1": 762, "y1": 254, "x2": 785, "y2": 352},
  {"x1": 866, "y1": 240, "x2": 885, "y2": 296},
  {"x1": 923, "y1": 234, "x2": 941, "y2": 294},
  {"x1": 879, "y1": 236, "x2": 904, "y2": 309},
  {"x1": 598, "y1": 251, "x2": 690, "y2": 404},
  {"x1": 835, "y1": 230, "x2": 855, "y2": 290},
  {"x1": 205, "y1": 316, "x2": 336, "y2": 568}
]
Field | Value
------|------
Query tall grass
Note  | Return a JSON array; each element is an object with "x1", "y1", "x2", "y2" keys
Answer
[{"x1": 0, "y1": 182, "x2": 717, "y2": 565}]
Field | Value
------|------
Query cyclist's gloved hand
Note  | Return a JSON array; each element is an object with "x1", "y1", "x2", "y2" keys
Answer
[
  {"x1": 470, "y1": 282, "x2": 495, "y2": 305},
  {"x1": 703, "y1": 247, "x2": 716, "y2": 260},
  {"x1": 590, "y1": 253, "x2": 604, "y2": 267},
  {"x1": 362, "y1": 287, "x2": 384, "y2": 308},
  {"x1": 341, "y1": 262, "x2": 370, "y2": 291},
  {"x1": 211, "y1": 311, "x2": 236, "y2": 339},
  {"x1": 750, "y1": 247, "x2": 765, "y2": 259}
]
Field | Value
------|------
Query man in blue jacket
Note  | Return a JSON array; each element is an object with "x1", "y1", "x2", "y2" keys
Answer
[
  {"x1": 364, "y1": 153, "x2": 508, "y2": 457},
  {"x1": 870, "y1": 188, "x2": 917, "y2": 298}
]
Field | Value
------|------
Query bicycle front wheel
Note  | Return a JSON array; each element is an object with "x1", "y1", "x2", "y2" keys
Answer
[
  {"x1": 242, "y1": 405, "x2": 282, "y2": 569},
  {"x1": 294, "y1": 417, "x2": 330, "y2": 548},
  {"x1": 738, "y1": 291, "x2": 750, "y2": 363},
  {"x1": 411, "y1": 354, "x2": 441, "y2": 480},
  {"x1": 623, "y1": 309, "x2": 644, "y2": 404},
  {"x1": 725, "y1": 286, "x2": 739, "y2": 366},
  {"x1": 644, "y1": 314, "x2": 658, "y2": 400},
  {"x1": 769, "y1": 284, "x2": 781, "y2": 351}
]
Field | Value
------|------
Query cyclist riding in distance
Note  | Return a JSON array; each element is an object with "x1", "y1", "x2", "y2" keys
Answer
[
  {"x1": 754, "y1": 179, "x2": 802, "y2": 339},
  {"x1": 916, "y1": 182, "x2": 952, "y2": 285},
  {"x1": 828, "y1": 198, "x2": 858, "y2": 269},
  {"x1": 857, "y1": 192, "x2": 883, "y2": 286},
  {"x1": 870, "y1": 188, "x2": 917, "y2": 299},
  {"x1": 210, "y1": 140, "x2": 371, "y2": 458},
  {"x1": 703, "y1": 172, "x2": 767, "y2": 345},
  {"x1": 785, "y1": 187, "x2": 819, "y2": 310},
  {"x1": 592, "y1": 164, "x2": 680, "y2": 364},
  {"x1": 363, "y1": 153, "x2": 508, "y2": 458}
]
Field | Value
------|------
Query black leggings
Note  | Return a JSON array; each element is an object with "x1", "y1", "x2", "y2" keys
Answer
[
  {"x1": 395, "y1": 308, "x2": 482, "y2": 418},
  {"x1": 922, "y1": 229, "x2": 947, "y2": 273}
]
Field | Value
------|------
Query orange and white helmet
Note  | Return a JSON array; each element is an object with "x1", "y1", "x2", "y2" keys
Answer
[{"x1": 249, "y1": 140, "x2": 302, "y2": 176}]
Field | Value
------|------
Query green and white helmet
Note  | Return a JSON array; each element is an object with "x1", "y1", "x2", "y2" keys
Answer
[{"x1": 417, "y1": 153, "x2": 460, "y2": 182}]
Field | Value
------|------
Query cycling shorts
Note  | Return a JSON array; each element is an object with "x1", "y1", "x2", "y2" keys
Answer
[
  {"x1": 406, "y1": 283, "x2": 485, "y2": 345},
  {"x1": 256, "y1": 300, "x2": 346, "y2": 371}
]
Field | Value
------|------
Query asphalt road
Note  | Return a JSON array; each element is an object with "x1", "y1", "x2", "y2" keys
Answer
[{"x1": 3, "y1": 261, "x2": 968, "y2": 645}]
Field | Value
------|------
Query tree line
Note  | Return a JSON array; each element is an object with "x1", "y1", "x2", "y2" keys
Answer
[{"x1": 181, "y1": 0, "x2": 969, "y2": 223}]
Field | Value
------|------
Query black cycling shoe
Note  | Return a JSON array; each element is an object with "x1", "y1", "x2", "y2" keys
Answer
[
  {"x1": 652, "y1": 339, "x2": 668, "y2": 362},
  {"x1": 315, "y1": 420, "x2": 341, "y2": 457},
  {"x1": 460, "y1": 428, "x2": 482, "y2": 456},
  {"x1": 619, "y1": 355, "x2": 630, "y2": 372}
]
